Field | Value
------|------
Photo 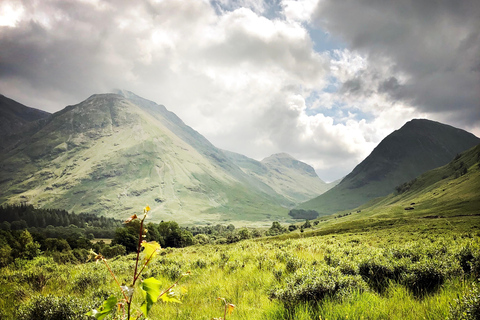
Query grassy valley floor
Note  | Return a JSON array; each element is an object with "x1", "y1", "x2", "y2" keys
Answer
[{"x1": 1, "y1": 215, "x2": 479, "y2": 319}]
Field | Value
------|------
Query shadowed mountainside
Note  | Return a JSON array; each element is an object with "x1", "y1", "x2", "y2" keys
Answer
[
  {"x1": 299, "y1": 119, "x2": 480, "y2": 215},
  {"x1": 0, "y1": 94, "x2": 50, "y2": 152}
]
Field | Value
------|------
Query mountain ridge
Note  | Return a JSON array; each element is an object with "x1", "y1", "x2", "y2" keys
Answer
[
  {"x1": 0, "y1": 92, "x2": 327, "y2": 225},
  {"x1": 299, "y1": 119, "x2": 480, "y2": 215},
  {"x1": 0, "y1": 94, "x2": 51, "y2": 152}
]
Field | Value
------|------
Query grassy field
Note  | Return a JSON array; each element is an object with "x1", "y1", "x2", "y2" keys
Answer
[
  {"x1": 1, "y1": 214, "x2": 479, "y2": 319},
  {"x1": 1, "y1": 146, "x2": 478, "y2": 319}
]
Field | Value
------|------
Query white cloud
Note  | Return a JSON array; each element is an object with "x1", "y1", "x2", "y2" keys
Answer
[
  {"x1": 0, "y1": 0, "x2": 478, "y2": 183},
  {"x1": 0, "y1": 1, "x2": 25, "y2": 27}
]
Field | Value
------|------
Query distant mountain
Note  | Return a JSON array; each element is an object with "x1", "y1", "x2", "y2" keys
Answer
[
  {"x1": 357, "y1": 143, "x2": 480, "y2": 218},
  {"x1": 0, "y1": 92, "x2": 325, "y2": 224},
  {"x1": 223, "y1": 151, "x2": 331, "y2": 203},
  {"x1": 0, "y1": 94, "x2": 50, "y2": 151},
  {"x1": 299, "y1": 119, "x2": 480, "y2": 215}
]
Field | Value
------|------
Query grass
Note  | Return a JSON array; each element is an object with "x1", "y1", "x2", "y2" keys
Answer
[{"x1": 1, "y1": 216, "x2": 479, "y2": 319}]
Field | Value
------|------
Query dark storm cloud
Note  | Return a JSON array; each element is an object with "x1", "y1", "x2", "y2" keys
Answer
[{"x1": 313, "y1": 0, "x2": 480, "y2": 126}]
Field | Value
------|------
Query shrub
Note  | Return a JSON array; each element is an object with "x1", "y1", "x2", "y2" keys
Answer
[
  {"x1": 458, "y1": 243, "x2": 480, "y2": 277},
  {"x1": 448, "y1": 283, "x2": 480, "y2": 320},
  {"x1": 358, "y1": 257, "x2": 395, "y2": 293},
  {"x1": 24, "y1": 270, "x2": 51, "y2": 292},
  {"x1": 17, "y1": 294, "x2": 94, "y2": 320},
  {"x1": 401, "y1": 259, "x2": 448, "y2": 296},
  {"x1": 285, "y1": 256, "x2": 305, "y2": 273},
  {"x1": 269, "y1": 266, "x2": 368, "y2": 307}
]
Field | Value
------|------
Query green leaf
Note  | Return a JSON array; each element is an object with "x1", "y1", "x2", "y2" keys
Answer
[
  {"x1": 141, "y1": 241, "x2": 161, "y2": 265},
  {"x1": 159, "y1": 289, "x2": 182, "y2": 304},
  {"x1": 86, "y1": 295, "x2": 117, "y2": 320},
  {"x1": 140, "y1": 277, "x2": 162, "y2": 316}
]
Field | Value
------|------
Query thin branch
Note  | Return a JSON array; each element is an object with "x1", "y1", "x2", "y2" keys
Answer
[
  {"x1": 158, "y1": 274, "x2": 186, "y2": 299},
  {"x1": 134, "y1": 249, "x2": 159, "y2": 283},
  {"x1": 132, "y1": 216, "x2": 146, "y2": 286},
  {"x1": 102, "y1": 258, "x2": 129, "y2": 302}
]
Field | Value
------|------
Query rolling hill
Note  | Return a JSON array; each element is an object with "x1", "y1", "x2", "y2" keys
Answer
[
  {"x1": 0, "y1": 92, "x2": 328, "y2": 225},
  {"x1": 299, "y1": 119, "x2": 480, "y2": 215}
]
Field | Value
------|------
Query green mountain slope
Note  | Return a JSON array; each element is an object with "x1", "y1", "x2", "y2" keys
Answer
[
  {"x1": 224, "y1": 151, "x2": 330, "y2": 203},
  {"x1": 0, "y1": 92, "x2": 326, "y2": 225},
  {"x1": 300, "y1": 119, "x2": 480, "y2": 215},
  {"x1": 357, "y1": 143, "x2": 480, "y2": 218},
  {"x1": 0, "y1": 94, "x2": 50, "y2": 151}
]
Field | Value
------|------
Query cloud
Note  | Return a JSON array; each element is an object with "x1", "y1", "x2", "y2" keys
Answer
[
  {"x1": 0, "y1": 0, "x2": 478, "y2": 183},
  {"x1": 312, "y1": 0, "x2": 480, "y2": 128}
]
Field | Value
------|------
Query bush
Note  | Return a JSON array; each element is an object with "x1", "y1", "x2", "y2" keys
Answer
[
  {"x1": 358, "y1": 257, "x2": 395, "y2": 293},
  {"x1": 285, "y1": 256, "x2": 305, "y2": 273},
  {"x1": 17, "y1": 294, "x2": 94, "y2": 320},
  {"x1": 458, "y1": 243, "x2": 480, "y2": 277},
  {"x1": 401, "y1": 259, "x2": 454, "y2": 296},
  {"x1": 448, "y1": 283, "x2": 480, "y2": 320},
  {"x1": 24, "y1": 270, "x2": 51, "y2": 291},
  {"x1": 269, "y1": 266, "x2": 368, "y2": 307}
]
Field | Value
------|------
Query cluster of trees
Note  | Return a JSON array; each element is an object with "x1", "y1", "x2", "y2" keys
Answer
[
  {"x1": 395, "y1": 178, "x2": 417, "y2": 194},
  {"x1": 0, "y1": 204, "x2": 326, "y2": 266},
  {"x1": 0, "y1": 204, "x2": 122, "y2": 238},
  {"x1": 288, "y1": 209, "x2": 319, "y2": 220},
  {"x1": 0, "y1": 229, "x2": 41, "y2": 267},
  {"x1": 114, "y1": 219, "x2": 323, "y2": 249},
  {"x1": 113, "y1": 220, "x2": 195, "y2": 252}
]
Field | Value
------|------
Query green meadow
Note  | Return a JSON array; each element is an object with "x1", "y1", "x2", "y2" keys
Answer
[
  {"x1": 1, "y1": 214, "x2": 479, "y2": 320},
  {"x1": 1, "y1": 146, "x2": 479, "y2": 319}
]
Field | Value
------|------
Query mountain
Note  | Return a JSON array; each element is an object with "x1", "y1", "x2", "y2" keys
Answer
[
  {"x1": 0, "y1": 92, "x2": 326, "y2": 225},
  {"x1": 356, "y1": 143, "x2": 480, "y2": 218},
  {"x1": 223, "y1": 151, "x2": 330, "y2": 203},
  {"x1": 0, "y1": 94, "x2": 50, "y2": 151},
  {"x1": 299, "y1": 119, "x2": 480, "y2": 215}
]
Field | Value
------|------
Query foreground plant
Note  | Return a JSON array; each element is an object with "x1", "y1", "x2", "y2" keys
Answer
[
  {"x1": 212, "y1": 297, "x2": 235, "y2": 320},
  {"x1": 87, "y1": 206, "x2": 188, "y2": 319}
]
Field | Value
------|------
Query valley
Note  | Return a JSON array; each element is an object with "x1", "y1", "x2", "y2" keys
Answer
[{"x1": 0, "y1": 92, "x2": 479, "y2": 319}]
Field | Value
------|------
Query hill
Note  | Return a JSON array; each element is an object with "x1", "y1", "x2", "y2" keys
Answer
[
  {"x1": 0, "y1": 92, "x2": 325, "y2": 225},
  {"x1": 0, "y1": 94, "x2": 50, "y2": 151},
  {"x1": 223, "y1": 151, "x2": 330, "y2": 203},
  {"x1": 356, "y1": 143, "x2": 480, "y2": 219},
  {"x1": 299, "y1": 119, "x2": 480, "y2": 215}
]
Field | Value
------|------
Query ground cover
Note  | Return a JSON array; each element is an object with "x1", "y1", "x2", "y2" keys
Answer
[{"x1": 1, "y1": 214, "x2": 479, "y2": 319}]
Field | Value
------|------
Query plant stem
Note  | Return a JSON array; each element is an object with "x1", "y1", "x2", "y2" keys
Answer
[
  {"x1": 134, "y1": 249, "x2": 158, "y2": 283},
  {"x1": 158, "y1": 274, "x2": 186, "y2": 299},
  {"x1": 133, "y1": 216, "x2": 146, "y2": 285},
  {"x1": 128, "y1": 215, "x2": 146, "y2": 320},
  {"x1": 102, "y1": 258, "x2": 129, "y2": 302}
]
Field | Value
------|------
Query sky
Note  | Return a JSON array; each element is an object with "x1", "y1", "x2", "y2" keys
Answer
[{"x1": 0, "y1": 0, "x2": 479, "y2": 182}]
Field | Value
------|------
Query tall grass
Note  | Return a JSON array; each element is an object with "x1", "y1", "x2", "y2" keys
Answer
[{"x1": 0, "y1": 220, "x2": 478, "y2": 319}]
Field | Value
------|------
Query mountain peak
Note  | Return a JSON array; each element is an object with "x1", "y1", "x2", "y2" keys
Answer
[
  {"x1": 262, "y1": 153, "x2": 294, "y2": 161},
  {"x1": 262, "y1": 153, "x2": 319, "y2": 179},
  {"x1": 0, "y1": 94, "x2": 51, "y2": 151},
  {"x1": 300, "y1": 119, "x2": 480, "y2": 215}
]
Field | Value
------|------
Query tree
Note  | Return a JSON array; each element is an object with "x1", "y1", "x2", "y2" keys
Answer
[
  {"x1": 267, "y1": 222, "x2": 287, "y2": 236},
  {"x1": 238, "y1": 228, "x2": 251, "y2": 240},
  {"x1": 112, "y1": 221, "x2": 140, "y2": 253},
  {"x1": 19, "y1": 230, "x2": 40, "y2": 259},
  {"x1": 302, "y1": 220, "x2": 312, "y2": 229}
]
